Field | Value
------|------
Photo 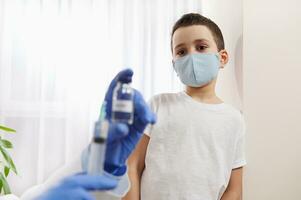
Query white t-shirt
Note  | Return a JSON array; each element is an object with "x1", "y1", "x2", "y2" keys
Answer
[{"x1": 141, "y1": 92, "x2": 246, "y2": 200}]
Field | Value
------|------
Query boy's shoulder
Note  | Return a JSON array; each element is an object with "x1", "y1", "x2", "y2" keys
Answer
[
  {"x1": 150, "y1": 92, "x2": 179, "y2": 100},
  {"x1": 149, "y1": 92, "x2": 181, "y2": 104},
  {"x1": 222, "y1": 103, "x2": 243, "y2": 115},
  {"x1": 149, "y1": 93, "x2": 244, "y2": 120},
  {"x1": 218, "y1": 103, "x2": 245, "y2": 132}
]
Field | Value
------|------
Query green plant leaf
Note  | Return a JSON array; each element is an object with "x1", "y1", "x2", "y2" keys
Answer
[
  {"x1": 4, "y1": 166, "x2": 10, "y2": 177},
  {"x1": 0, "y1": 126, "x2": 16, "y2": 133},
  {"x1": 0, "y1": 172, "x2": 11, "y2": 194},
  {"x1": 0, "y1": 139, "x2": 13, "y2": 148},
  {"x1": 0, "y1": 146, "x2": 17, "y2": 174},
  {"x1": 0, "y1": 180, "x2": 2, "y2": 194}
]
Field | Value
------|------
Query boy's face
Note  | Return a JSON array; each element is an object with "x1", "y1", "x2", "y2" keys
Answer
[{"x1": 172, "y1": 25, "x2": 228, "y2": 68}]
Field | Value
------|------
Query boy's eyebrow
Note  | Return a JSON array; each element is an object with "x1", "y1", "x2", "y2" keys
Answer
[
  {"x1": 174, "y1": 39, "x2": 210, "y2": 50},
  {"x1": 174, "y1": 43, "x2": 185, "y2": 50},
  {"x1": 194, "y1": 39, "x2": 210, "y2": 43}
]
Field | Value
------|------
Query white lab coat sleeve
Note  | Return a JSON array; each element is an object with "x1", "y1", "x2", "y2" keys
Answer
[
  {"x1": 20, "y1": 157, "x2": 82, "y2": 200},
  {"x1": 0, "y1": 194, "x2": 20, "y2": 200}
]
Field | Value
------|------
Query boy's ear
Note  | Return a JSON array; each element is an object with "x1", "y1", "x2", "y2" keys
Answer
[{"x1": 218, "y1": 50, "x2": 229, "y2": 69}]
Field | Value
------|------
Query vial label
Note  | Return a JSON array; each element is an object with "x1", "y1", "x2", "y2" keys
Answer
[{"x1": 112, "y1": 100, "x2": 133, "y2": 113}]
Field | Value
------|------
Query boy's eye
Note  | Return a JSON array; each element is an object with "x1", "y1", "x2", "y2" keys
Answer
[
  {"x1": 176, "y1": 49, "x2": 186, "y2": 56},
  {"x1": 196, "y1": 45, "x2": 207, "y2": 51}
]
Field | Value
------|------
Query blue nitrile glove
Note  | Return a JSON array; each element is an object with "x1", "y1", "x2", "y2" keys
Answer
[
  {"x1": 37, "y1": 173, "x2": 118, "y2": 200},
  {"x1": 104, "y1": 69, "x2": 156, "y2": 176}
]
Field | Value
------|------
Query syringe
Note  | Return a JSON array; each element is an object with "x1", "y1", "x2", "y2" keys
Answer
[
  {"x1": 87, "y1": 101, "x2": 130, "y2": 197},
  {"x1": 87, "y1": 102, "x2": 109, "y2": 175}
]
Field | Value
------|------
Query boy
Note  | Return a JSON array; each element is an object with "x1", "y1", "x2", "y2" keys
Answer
[{"x1": 123, "y1": 13, "x2": 246, "y2": 200}]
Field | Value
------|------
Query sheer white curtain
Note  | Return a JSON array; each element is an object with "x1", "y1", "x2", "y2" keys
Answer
[{"x1": 0, "y1": 0, "x2": 206, "y2": 195}]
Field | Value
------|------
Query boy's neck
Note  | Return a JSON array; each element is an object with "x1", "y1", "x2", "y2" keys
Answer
[{"x1": 185, "y1": 80, "x2": 223, "y2": 104}]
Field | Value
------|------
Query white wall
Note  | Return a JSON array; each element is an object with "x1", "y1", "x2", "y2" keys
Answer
[
  {"x1": 243, "y1": 0, "x2": 301, "y2": 199},
  {"x1": 202, "y1": 0, "x2": 243, "y2": 111}
]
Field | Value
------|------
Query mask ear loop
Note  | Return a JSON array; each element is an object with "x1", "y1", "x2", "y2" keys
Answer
[
  {"x1": 172, "y1": 60, "x2": 176, "y2": 72},
  {"x1": 216, "y1": 52, "x2": 223, "y2": 69},
  {"x1": 171, "y1": 60, "x2": 179, "y2": 79}
]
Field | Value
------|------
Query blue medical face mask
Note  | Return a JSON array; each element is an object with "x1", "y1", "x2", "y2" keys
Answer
[{"x1": 173, "y1": 53, "x2": 220, "y2": 87}]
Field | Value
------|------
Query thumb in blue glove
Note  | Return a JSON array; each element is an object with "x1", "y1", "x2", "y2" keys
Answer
[{"x1": 37, "y1": 173, "x2": 118, "y2": 200}]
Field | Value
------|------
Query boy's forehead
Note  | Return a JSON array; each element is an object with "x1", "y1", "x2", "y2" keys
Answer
[{"x1": 172, "y1": 25, "x2": 215, "y2": 48}]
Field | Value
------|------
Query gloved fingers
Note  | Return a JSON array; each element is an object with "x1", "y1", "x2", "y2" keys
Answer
[
  {"x1": 133, "y1": 90, "x2": 156, "y2": 132},
  {"x1": 133, "y1": 109, "x2": 156, "y2": 134},
  {"x1": 122, "y1": 128, "x2": 143, "y2": 152},
  {"x1": 37, "y1": 186, "x2": 95, "y2": 200},
  {"x1": 62, "y1": 174, "x2": 118, "y2": 191},
  {"x1": 114, "y1": 68, "x2": 133, "y2": 83},
  {"x1": 134, "y1": 90, "x2": 156, "y2": 124},
  {"x1": 75, "y1": 188, "x2": 95, "y2": 200},
  {"x1": 107, "y1": 123, "x2": 129, "y2": 143}
]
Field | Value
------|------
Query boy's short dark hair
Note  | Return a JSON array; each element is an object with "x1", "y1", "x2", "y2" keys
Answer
[{"x1": 171, "y1": 13, "x2": 225, "y2": 51}]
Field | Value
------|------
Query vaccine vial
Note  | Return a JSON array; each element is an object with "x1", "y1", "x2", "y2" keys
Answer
[{"x1": 112, "y1": 82, "x2": 134, "y2": 124}]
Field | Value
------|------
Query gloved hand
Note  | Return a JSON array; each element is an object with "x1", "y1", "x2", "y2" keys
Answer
[
  {"x1": 104, "y1": 69, "x2": 156, "y2": 176},
  {"x1": 37, "y1": 173, "x2": 118, "y2": 200}
]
